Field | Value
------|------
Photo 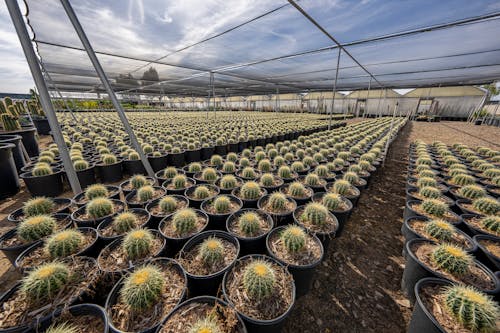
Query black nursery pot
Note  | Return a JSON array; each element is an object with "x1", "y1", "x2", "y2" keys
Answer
[
  {"x1": 71, "y1": 185, "x2": 121, "y2": 208},
  {"x1": 98, "y1": 161, "x2": 123, "y2": 183},
  {"x1": 77, "y1": 164, "x2": 97, "y2": 190},
  {"x1": 185, "y1": 149, "x2": 201, "y2": 163},
  {"x1": 179, "y1": 230, "x2": 240, "y2": 297},
  {"x1": 6, "y1": 127, "x2": 39, "y2": 158},
  {"x1": 124, "y1": 186, "x2": 166, "y2": 209},
  {"x1": 161, "y1": 177, "x2": 196, "y2": 195},
  {"x1": 168, "y1": 151, "x2": 185, "y2": 168},
  {"x1": 0, "y1": 143, "x2": 20, "y2": 200},
  {"x1": 311, "y1": 192, "x2": 352, "y2": 237},
  {"x1": 473, "y1": 235, "x2": 500, "y2": 272},
  {"x1": 158, "y1": 208, "x2": 209, "y2": 257},
  {"x1": 21, "y1": 169, "x2": 64, "y2": 197},
  {"x1": 32, "y1": 117, "x2": 50, "y2": 135},
  {"x1": 201, "y1": 146, "x2": 214, "y2": 160},
  {"x1": 293, "y1": 205, "x2": 339, "y2": 252},
  {"x1": 257, "y1": 194, "x2": 297, "y2": 226},
  {"x1": 226, "y1": 209, "x2": 274, "y2": 256},
  {"x1": 266, "y1": 226, "x2": 324, "y2": 298},
  {"x1": 228, "y1": 143, "x2": 239, "y2": 153},
  {"x1": 8, "y1": 197, "x2": 72, "y2": 223},
  {"x1": 148, "y1": 154, "x2": 169, "y2": 172},
  {"x1": 123, "y1": 159, "x2": 147, "y2": 176},
  {"x1": 215, "y1": 144, "x2": 227, "y2": 156},
  {"x1": 119, "y1": 176, "x2": 156, "y2": 197},
  {"x1": 146, "y1": 195, "x2": 189, "y2": 229},
  {"x1": 184, "y1": 184, "x2": 220, "y2": 209},
  {"x1": 105, "y1": 258, "x2": 186, "y2": 333},
  {"x1": 280, "y1": 185, "x2": 313, "y2": 206},
  {"x1": 0, "y1": 134, "x2": 26, "y2": 171},
  {"x1": 200, "y1": 195, "x2": 243, "y2": 230},
  {"x1": 407, "y1": 278, "x2": 452, "y2": 333},
  {"x1": 26, "y1": 303, "x2": 109, "y2": 333},
  {"x1": 97, "y1": 208, "x2": 151, "y2": 245},
  {"x1": 71, "y1": 199, "x2": 125, "y2": 228}
]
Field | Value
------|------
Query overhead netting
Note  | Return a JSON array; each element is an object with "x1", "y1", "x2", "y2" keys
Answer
[{"x1": 23, "y1": 0, "x2": 500, "y2": 97}]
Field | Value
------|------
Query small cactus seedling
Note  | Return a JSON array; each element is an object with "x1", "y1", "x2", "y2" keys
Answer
[
  {"x1": 291, "y1": 161, "x2": 305, "y2": 173},
  {"x1": 194, "y1": 186, "x2": 211, "y2": 200},
  {"x1": 288, "y1": 181, "x2": 306, "y2": 197},
  {"x1": 23, "y1": 197, "x2": 55, "y2": 217},
  {"x1": 322, "y1": 193, "x2": 343, "y2": 211},
  {"x1": 101, "y1": 154, "x2": 117, "y2": 165},
  {"x1": 84, "y1": 184, "x2": 109, "y2": 201},
  {"x1": 86, "y1": 198, "x2": 114, "y2": 219},
  {"x1": 458, "y1": 185, "x2": 486, "y2": 200},
  {"x1": 73, "y1": 159, "x2": 89, "y2": 171},
  {"x1": 315, "y1": 165, "x2": 329, "y2": 177},
  {"x1": 480, "y1": 216, "x2": 500, "y2": 234},
  {"x1": 201, "y1": 168, "x2": 218, "y2": 183},
  {"x1": 21, "y1": 262, "x2": 70, "y2": 301},
  {"x1": 280, "y1": 225, "x2": 306, "y2": 253},
  {"x1": 451, "y1": 174, "x2": 475, "y2": 186},
  {"x1": 424, "y1": 219, "x2": 455, "y2": 242},
  {"x1": 172, "y1": 208, "x2": 198, "y2": 236},
  {"x1": 130, "y1": 175, "x2": 148, "y2": 189},
  {"x1": 332, "y1": 180, "x2": 352, "y2": 196},
  {"x1": 472, "y1": 197, "x2": 500, "y2": 215},
  {"x1": 163, "y1": 167, "x2": 178, "y2": 179},
  {"x1": 239, "y1": 157, "x2": 251, "y2": 167},
  {"x1": 121, "y1": 265, "x2": 165, "y2": 310},
  {"x1": 238, "y1": 211, "x2": 261, "y2": 236},
  {"x1": 188, "y1": 318, "x2": 222, "y2": 333},
  {"x1": 421, "y1": 199, "x2": 449, "y2": 218},
  {"x1": 222, "y1": 161, "x2": 236, "y2": 173},
  {"x1": 343, "y1": 172, "x2": 359, "y2": 184},
  {"x1": 112, "y1": 212, "x2": 139, "y2": 233},
  {"x1": 220, "y1": 175, "x2": 237, "y2": 189},
  {"x1": 159, "y1": 196, "x2": 178, "y2": 214},
  {"x1": 431, "y1": 244, "x2": 472, "y2": 276},
  {"x1": 267, "y1": 192, "x2": 288, "y2": 212},
  {"x1": 45, "y1": 229, "x2": 84, "y2": 258},
  {"x1": 241, "y1": 167, "x2": 257, "y2": 179},
  {"x1": 210, "y1": 155, "x2": 223, "y2": 167},
  {"x1": 416, "y1": 177, "x2": 437, "y2": 188},
  {"x1": 257, "y1": 159, "x2": 272, "y2": 172},
  {"x1": 443, "y1": 285, "x2": 499, "y2": 332},
  {"x1": 213, "y1": 196, "x2": 232, "y2": 214},
  {"x1": 260, "y1": 173, "x2": 275, "y2": 187},
  {"x1": 136, "y1": 185, "x2": 155, "y2": 202},
  {"x1": 301, "y1": 202, "x2": 329, "y2": 227},
  {"x1": 278, "y1": 165, "x2": 292, "y2": 179},
  {"x1": 304, "y1": 173, "x2": 320, "y2": 186},
  {"x1": 172, "y1": 175, "x2": 188, "y2": 189},
  {"x1": 188, "y1": 163, "x2": 202, "y2": 173},
  {"x1": 122, "y1": 229, "x2": 154, "y2": 260},
  {"x1": 17, "y1": 215, "x2": 57, "y2": 242},
  {"x1": 32, "y1": 164, "x2": 52, "y2": 177},
  {"x1": 45, "y1": 323, "x2": 78, "y2": 333},
  {"x1": 240, "y1": 181, "x2": 262, "y2": 200},
  {"x1": 243, "y1": 260, "x2": 276, "y2": 301},
  {"x1": 418, "y1": 186, "x2": 441, "y2": 199},
  {"x1": 198, "y1": 237, "x2": 224, "y2": 266}
]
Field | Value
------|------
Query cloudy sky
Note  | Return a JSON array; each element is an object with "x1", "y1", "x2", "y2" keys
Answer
[{"x1": 1, "y1": 0, "x2": 499, "y2": 95}]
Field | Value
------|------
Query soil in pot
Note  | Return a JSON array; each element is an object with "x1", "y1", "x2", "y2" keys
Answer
[
  {"x1": 8, "y1": 197, "x2": 72, "y2": 223},
  {"x1": 125, "y1": 186, "x2": 166, "y2": 208},
  {"x1": 406, "y1": 218, "x2": 475, "y2": 251},
  {"x1": 72, "y1": 185, "x2": 120, "y2": 208},
  {"x1": 408, "y1": 200, "x2": 461, "y2": 224},
  {"x1": 226, "y1": 209, "x2": 273, "y2": 256},
  {"x1": 201, "y1": 195, "x2": 243, "y2": 230},
  {"x1": 462, "y1": 214, "x2": 500, "y2": 238},
  {"x1": 107, "y1": 258, "x2": 186, "y2": 332}
]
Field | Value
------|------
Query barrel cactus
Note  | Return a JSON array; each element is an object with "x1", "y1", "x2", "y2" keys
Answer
[
  {"x1": 343, "y1": 171, "x2": 359, "y2": 184},
  {"x1": 222, "y1": 161, "x2": 236, "y2": 173},
  {"x1": 213, "y1": 196, "x2": 231, "y2": 214},
  {"x1": 163, "y1": 167, "x2": 178, "y2": 179},
  {"x1": 315, "y1": 165, "x2": 329, "y2": 177},
  {"x1": 322, "y1": 192, "x2": 344, "y2": 211},
  {"x1": 159, "y1": 196, "x2": 178, "y2": 214},
  {"x1": 45, "y1": 323, "x2": 78, "y2": 333},
  {"x1": 300, "y1": 202, "x2": 329, "y2": 227},
  {"x1": 431, "y1": 244, "x2": 472, "y2": 275},
  {"x1": 130, "y1": 175, "x2": 148, "y2": 190},
  {"x1": 188, "y1": 162, "x2": 202, "y2": 173},
  {"x1": 121, "y1": 265, "x2": 165, "y2": 310},
  {"x1": 198, "y1": 237, "x2": 224, "y2": 266},
  {"x1": 241, "y1": 167, "x2": 257, "y2": 179},
  {"x1": 260, "y1": 173, "x2": 275, "y2": 187},
  {"x1": 288, "y1": 181, "x2": 306, "y2": 197},
  {"x1": 172, "y1": 175, "x2": 188, "y2": 189},
  {"x1": 122, "y1": 229, "x2": 154, "y2": 260},
  {"x1": 332, "y1": 179, "x2": 352, "y2": 196},
  {"x1": 472, "y1": 197, "x2": 500, "y2": 215},
  {"x1": 451, "y1": 174, "x2": 475, "y2": 186},
  {"x1": 112, "y1": 212, "x2": 139, "y2": 233},
  {"x1": 201, "y1": 168, "x2": 218, "y2": 183},
  {"x1": 243, "y1": 260, "x2": 276, "y2": 301},
  {"x1": 136, "y1": 185, "x2": 154, "y2": 202},
  {"x1": 480, "y1": 216, "x2": 500, "y2": 234},
  {"x1": 73, "y1": 159, "x2": 89, "y2": 171},
  {"x1": 23, "y1": 197, "x2": 55, "y2": 217},
  {"x1": 458, "y1": 185, "x2": 486, "y2": 200},
  {"x1": 304, "y1": 173, "x2": 321, "y2": 187},
  {"x1": 101, "y1": 154, "x2": 117, "y2": 165},
  {"x1": 17, "y1": 215, "x2": 57, "y2": 242},
  {"x1": 172, "y1": 208, "x2": 197, "y2": 236},
  {"x1": 21, "y1": 262, "x2": 70, "y2": 301},
  {"x1": 240, "y1": 181, "x2": 262, "y2": 200},
  {"x1": 220, "y1": 175, "x2": 237, "y2": 189},
  {"x1": 84, "y1": 184, "x2": 109, "y2": 201},
  {"x1": 238, "y1": 211, "x2": 261, "y2": 237},
  {"x1": 32, "y1": 163, "x2": 52, "y2": 176},
  {"x1": 421, "y1": 199, "x2": 448, "y2": 218},
  {"x1": 267, "y1": 192, "x2": 288, "y2": 212},
  {"x1": 278, "y1": 165, "x2": 292, "y2": 179},
  {"x1": 416, "y1": 177, "x2": 437, "y2": 188},
  {"x1": 45, "y1": 229, "x2": 84, "y2": 258},
  {"x1": 188, "y1": 318, "x2": 222, "y2": 333},
  {"x1": 86, "y1": 197, "x2": 114, "y2": 219},
  {"x1": 280, "y1": 225, "x2": 306, "y2": 253},
  {"x1": 418, "y1": 186, "x2": 441, "y2": 200},
  {"x1": 210, "y1": 155, "x2": 223, "y2": 167},
  {"x1": 424, "y1": 219, "x2": 455, "y2": 242},
  {"x1": 193, "y1": 185, "x2": 211, "y2": 200}
]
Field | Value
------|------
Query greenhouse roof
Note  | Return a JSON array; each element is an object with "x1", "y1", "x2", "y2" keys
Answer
[{"x1": 22, "y1": 0, "x2": 500, "y2": 97}]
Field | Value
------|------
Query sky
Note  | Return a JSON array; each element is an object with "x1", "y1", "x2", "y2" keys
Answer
[{"x1": 0, "y1": 0, "x2": 499, "y2": 95}]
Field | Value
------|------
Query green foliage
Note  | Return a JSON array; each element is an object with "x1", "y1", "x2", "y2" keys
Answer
[
  {"x1": 280, "y1": 225, "x2": 306, "y2": 253},
  {"x1": 421, "y1": 199, "x2": 448, "y2": 217},
  {"x1": 17, "y1": 215, "x2": 57, "y2": 242},
  {"x1": 240, "y1": 181, "x2": 261, "y2": 200},
  {"x1": 431, "y1": 244, "x2": 472, "y2": 276},
  {"x1": 243, "y1": 260, "x2": 276, "y2": 301},
  {"x1": 198, "y1": 237, "x2": 224, "y2": 266},
  {"x1": 121, "y1": 265, "x2": 165, "y2": 310},
  {"x1": 112, "y1": 212, "x2": 139, "y2": 233},
  {"x1": 84, "y1": 184, "x2": 109, "y2": 201},
  {"x1": 45, "y1": 229, "x2": 84, "y2": 258},
  {"x1": 424, "y1": 219, "x2": 455, "y2": 242},
  {"x1": 472, "y1": 197, "x2": 500, "y2": 215},
  {"x1": 122, "y1": 229, "x2": 154, "y2": 260},
  {"x1": 85, "y1": 197, "x2": 114, "y2": 219},
  {"x1": 23, "y1": 197, "x2": 55, "y2": 217},
  {"x1": 21, "y1": 262, "x2": 70, "y2": 301},
  {"x1": 443, "y1": 285, "x2": 499, "y2": 332}
]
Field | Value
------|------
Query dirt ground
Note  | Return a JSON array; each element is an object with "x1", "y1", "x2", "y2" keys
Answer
[{"x1": 0, "y1": 120, "x2": 499, "y2": 332}]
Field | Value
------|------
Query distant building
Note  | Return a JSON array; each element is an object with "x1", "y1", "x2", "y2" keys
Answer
[{"x1": 0, "y1": 93, "x2": 31, "y2": 100}]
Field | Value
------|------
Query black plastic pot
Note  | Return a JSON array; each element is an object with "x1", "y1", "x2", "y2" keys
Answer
[
  {"x1": 168, "y1": 151, "x2": 185, "y2": 168},
  {"x1": 155, "y1": 296, "x2": 247, "y2": 333},
  {"x1": 185, "y1": 149, "x2": 201, "y2": 163},
  {"x1": 215, "y1": 176, "x2": 243, "y2": 194},
  {"x1": 226, "y1": 209, "x2": 274, "y2": 256},
  {"x1": 403, "y1": 200, "x2": 463, "y2": 227},
  {"x1": 20, "y1": 169, "x2": 64, "y2": 197},
  {"x1": 148, "y1": 154, "x2": 168, "y2": 172},
  {"x1": 200, "y1": 195, "x2": 243, "y2": 230},
  {"x1": 0, "y1": 143, "x2": 20, "y2": 199},
  {"x1": 294, "y1": 204, "x2": 339, "y2": 252},
  {"x1": 201, "y1": 146, "x2": 214, "y2": 160},
  {"x1": 266, "y1": 226, "x2": 323, "y2": 298},
  {"x1": 32, "y1": 117, "x2": 50, "y2": 135},
  {"x1": 25, "y1": 303, "x2": 109, "y2": 333},
  {"x1": 231, "y1": 186, "x2": 268, "y2": 209},
  {"x1": 184, "y1": 184, "x2": 220, "y2": 209},
  {"x1": 97, "y1": 208, "x2": 151, "y2": 244},
  {"x1": 161, "y1": 177, "x2": 196, "y2": 195},
  {"x1": 3, "y1": 127, "x2": 39, "y2": 158},
  {"x1": 123, "y1": 159, "x2": 147, "y2": 175},
  {"x1": 228, "y1": 143, "x2": 239, "y2": 153},
  {"x1": 119, "y1": 176, "x2": 156, "y2": 196},
  {"x1": 105, "y1": 258, "x2": 186, "y2": 333},
  {"x1": 76, "y1": 164, "x2": 97, "y2": 189},
  {"x1": 401, "y1": 238, "x2": 500, "y2": 304},
  {"x1": 0, "y1": 134, "x2": 26, "y2": 171},
  {"x1": 71, "y1": 185, "x2": 120, "y2": 208},
  {"x1": 460, "y1": 213, "x2": 498, "y2": 238},
  {"x1": 257, "y1": 194, "x2": 297, "y2": 226},
  {"x1": 0, "y1": 213, "x2": 72, "y2": 265},
  {"x1": 179, "y1": 230, "x2": 239, "y2": 297},
  {"x1": 311, "y1": 192, "x2": 352, "y2": 237},
  {"x1": 215, "y1": 145, "x2": 227, "y2": 156},
  {"x1": 154, "y1": 168, "x2": 185, "y2": 184},
  {"x1": 97, "y1": 161, "x2": 123, "y2": 183},
  {"x1": 222, "y1": 254, "x2": 295, "y2": 333},
  {"x1": 473, "y1": 235, "x2": 500, "y2": 271},
  {"x1": 146, "y1": 195, "x2": 189, "y2": 229},
  {"x1": 0, "y1": 283, "x2": 35, "y2": 332},
  {"x1": 407, "y1": 278, "x2": 451, "y2": 333},
  {"x1": 159, "y1": 208, "x2": 209, "y2": 257},
  {"x1": 71, "y1": 199, "x2": 125, "y2": 228}
]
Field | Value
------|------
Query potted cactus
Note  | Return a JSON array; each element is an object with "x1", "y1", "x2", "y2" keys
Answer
[
  {"x1": 258, "y1": 173, "x2": 284, "y2": 192},
  {"x1": 184, "y1": 184, "x2": 219, "y2": 209},
  {"x1": 105, "y1": 258, "x2": 187, "y2": 333},
  {"x1": 97, "y1": 228, "x2": 166, "y2": 275},
  {"x1": 257, "y1": 192, "x2": 297, "y2": 226},
  {"x1": 73, "y1": 159, "x2": 97, "y2": 189},
  {"x1": 177, "y1": 230, "x2": 239, "y2": 297},
  {"x1": 266, "y1": 225, "x2": 323, "y2": 297},
  {"x1": 182, "y1": 162, "x2": 202, "y2": 177},
  {"x1": 125, "y1": 184, "x2": 166, "y2": 209},
  {"x1": 402, "y1": 239, "x2": 500, "y2": 304},
  {"x1": 194, "y1": 167, "x2": 221, "y2": 185},
  {"x1": 8, "y1": 196, "x2": 71, "y2": 223},
  {"x1": 155, "y1": 167, "x2": 184, "y2": 184},
  {"x1": 146, "y1": 195, "x2": 189, "y2": 227},
  {"x1": 232, "y1": 181, "x2": 268, "y2": 209},
  {"x1": 123, "y1": 150, "x2": 147, "y2": 175},
  {"x1": 293, "y1": 202, "x2": 339, "y2": 250},
  {"x1": 276, "y1": 165, "x2": 298, "y2": 183},
  {"x1": 280, "y1": 181, "x2": 313, "y2": 206},
  {"x1": 162, "y1": 174, "x2": 195, "y2": 195},
  {"x1": 456, "y1": 197, "x2": 500, "y2": 216},
  {"x1": 20, "y1": 163, "x2": 64, "y2": 197},
  {"x1": 0, "y1": 257, "x2": 100, "y2": 331},
  {"x1": 311, "y1": 192, "x2": 352, "y2": 235},
  {"x1": 222, "y1": 254, "x2": 295, "y2": 333},
  {"x1": 473, "y1": 235, "x2": 500, "y2": 272},
  {"x1": 408, "y1": 278, "x2": 499, "y2": 333},
  {"x1": 167, "y1": 147, "x2": 185, "y2": 168},
  {"x1": 226, "y1": 209, "x2": 274, "y2": 256},
  {"x1": 97, "y1": 209, "x2": 151, "y2": 243},
  {"x1": 72, "y1": 184, "x2": 120, "y2": 208},
  {"x1": 71, "y1": 197, "x2": 125, "y2": 228},
  {"x1": 461, "y1": 214, "x2": 500, "y2": 238},
  {"x1": 404, "y1": 199, "x2": 462, "y2": 225},
  {"x1": 216, "y1": 174, "x2": 243, "y2": 194},
  {"x1": 119, "y1": 174, "x2": 155, "y2": 196},
  {"x1": 201, "y1": 194, "x2": 243, "y2": 230},
  {"x1": 406, "y1": 185, "x2": 455, "y2": 206}
]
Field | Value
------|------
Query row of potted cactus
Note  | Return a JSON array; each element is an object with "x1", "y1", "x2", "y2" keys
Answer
[{"x1": 402, "y1": 140, "x2": 500, "y2": 333}]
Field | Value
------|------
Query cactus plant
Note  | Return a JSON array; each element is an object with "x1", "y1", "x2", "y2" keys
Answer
[
  {"x1": 188, "y1": 162, "x2": 202, "y2": 173},
  {"x1": 85, "y1": 197, "x2": 114, "y2": 219},
  {"x1": 431, "y1": 244, "x2": 472, "y2": 275},
  {"x1": 240, "y1": 181, "x2": 262, "y2": 200},
  {"x1": 321, "y1": 192, "x2": 343, "y2": 211},
  {"x1": 32, "y1": 163, "x2": 53, "y2": 176},
  {"x1": 243, "y1": 260, "x2": 276, "y2": 301},
  {"x1": 193, "y1": 185, "x2": 211, "y2": 200},
  {"x1": 442, "y1": 285, "x2": 499, "y2": 332},
  {"x1": 163, "y1": 167, "x2": 178, "y2": 179},
  {"x1": 23, "y1": 197, "x2": 55, "y2": 217},
  {"x1": 213, "y1": 196, "x2": 231, "y2": 214},
  {"x1": 128, "y1": 151, "x2": 140, "y2": 161},
  {"x1": 222, "y1": 161, "x2": 236, "y2": 173},
  {"x1": 291, "y1": 161, "x2": 305, "y2": 173},
  {"x1": 73, "y1": 159, "x2": 89, "y2": 171},
  {"x1": 418, "y1": 186, "x2": 441, "y2": 200},
  {"x1": 130, "y1": 175, "x2": 148, "y2": 189},
  {"x1": 172, "y1": 208, "x2": 197, "y2": 236},
  {"x1": 304, "y1": 173, "x2": 321, "y2": 186},
  {"x1": 451, "y1": 174, "x2": 475, "y2": 186},
  {"x1": 257, "y1": 159, "x2": 272, "y2": 172},
  {"x1": 136, "y1": 185, "x2": 154, "y2": 202},
  {"x1": 101, "y1": 154, "x2": 117, "y2": 165},
  {"x1": 201, "y1": 168, "x2": 218, "y2": 183},
  {"x1": 122, "y1": 229, "x2": 154, "y2": 260},
  {"x1": 121, "y1": 265, "x2": 165, "y2": 310},
  {"x1": 288, "y1": 181, "x2": 306, "y2": 197},
  {"x1": 241, "y1": 167, "x2": 256, "y2": 179},
  {"x1": 172, "y1": 175, "x2": 188, "y2": 189},
  {"x1": 424, "y1": 219, "x2": 455, "y2": 242},
  {"x1": 220, "y1": 175, "x2": 237, "y2": 189},
  {"x1": 278, "y1": 165, "x2": 292, "y2": 179},
  {"x1": 198, "y1": 237, "x2": 224, "y2": 266},
  {"x1": 481, "y1": 216, "x2": 500, "y2": 234},
  {"x1": 112, "y1": 211, "x2": 139, "y2": 233},
  {"x1": 280, "y1": 225, "x2": 306, "y2": 253},
  {"x1": 17, "y1": 215, "x2": 57, "y2": 242},
  {"x1": 343, "y1": 172, "x2": 359, "y2": 184},
  {"x1": 458, "y1": 185, "x2": 486, "y2": 200},
  {"x1": 84, "y1": 184, "x2": 109, "y2": 201},
  {"x1": 21, "y1": 262, "x2": 70, "y2": 301},
  {"x1": 421, "y1": 199, "x2": 448, "y2": 217},
  {"x1": 238, "y1": 211, "x2": 261, "y2": 237},
  {"x1": 472, "y1": 197, "x2": 500, "y2": 215},
  {"x1": 332, "y1": 179, "x2": 352, "y2": 196},
  {"x1": 45, "y1": 323, "x2": 79, "y2": 333},
  {"x1": 210, "y1": 155, "x2": 223, "y2": 167},
  {"x1": 300, "y1": 202, "x2": 329, "y2": 226},
  {"x1": 188, "y1": 318, "x2": 222, "y2": 333},
  {"x1": 416, "y1": 177, "x2": 437, "y2": 188},
  {"x1": 45, "y1": 229, "x2": 84, "y2": 258},
  {"x1": 267, "y1": 192, "x2": 288, "y2": 212}
]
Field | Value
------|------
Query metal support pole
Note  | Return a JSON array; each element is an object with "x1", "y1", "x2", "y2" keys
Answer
[
  {"x1": 210, "y1": 72, "x2": 216, "y2": 119},
  {"x1": 59, "y1": 0, "x2": 155, "y2": 180},
  {"x1": 329, "y1": 47, "x2": 341, "y2": 129},
  {"x1": 380, "y1": 89, "x2": 387, "y2": 118},
  {"x1": 6, "y1": 0, "x2": 82, "y2": 194},
  {"x1": 275, "y1": 87, "x2": 280, "y2": 112},
  {"x1": 375, "y1": 89, "x2": 382, "y2": 119},
  {"x1": 382, "y1": 101, "x2": 398, "y2": 167},
  {"x1": 364, "y1": 77, "x2": 372, "y2": 118}
]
